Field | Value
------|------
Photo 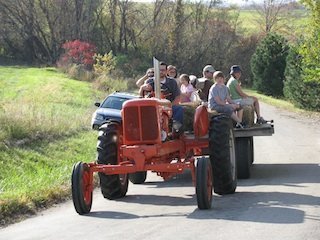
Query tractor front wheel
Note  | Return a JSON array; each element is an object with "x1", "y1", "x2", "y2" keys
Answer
[
  {"x1": 71, "y1": 162, "x2": 93, "y2": 215},
  {"x1": 196, "y1": 157, "x2": 213, "y2": 209}
]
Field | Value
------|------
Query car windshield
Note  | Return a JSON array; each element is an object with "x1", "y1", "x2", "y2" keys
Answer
[{"x1": 100, "y1": 96, "x2": 128, "y2": 110}]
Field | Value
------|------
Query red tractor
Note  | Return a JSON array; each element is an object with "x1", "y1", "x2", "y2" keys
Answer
[{"x1": 71, "y1": 96, "x2": 240, "y2": 214}]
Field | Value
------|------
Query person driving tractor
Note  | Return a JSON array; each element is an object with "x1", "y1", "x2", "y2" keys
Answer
[{"x1": 139, "y1": 61, "x2": 183, "y2": 130}]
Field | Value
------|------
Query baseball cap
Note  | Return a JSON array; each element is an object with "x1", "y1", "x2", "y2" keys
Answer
[
  {"x1": 230, "y1": 65, "x2": 242, "y2": 75},
  {"x1": 203, "y1": 65, "x2": 215, "y2": 73}
]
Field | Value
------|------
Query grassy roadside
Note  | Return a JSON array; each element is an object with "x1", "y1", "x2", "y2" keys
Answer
[
  {"x1": 0, "y1": 131, "x2": 97, "y2": 226},
  {"x1": 0, "y1": 66, "x2": 109, "y2": 226},
  {"x1": 244, "y1": 88, "x2": 320, "y2": 118},
  {"x1": 0, "y1": 67, "x2": 97, "y2": 146}
]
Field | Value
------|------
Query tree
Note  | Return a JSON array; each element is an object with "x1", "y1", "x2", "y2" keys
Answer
[
  {"x1": 299, "y1": 0, "x2": 320, "y2": 83},
  {"x1": 0, "y1": 0, "x2": 100, "y2": 63},
  {"x1": 283, "y1": 0, "x2": 320, "y2": 111},
  {"x1": 250, "y1": 32, "x2": 289, "y2": 96},
  {"x1": 253, "y1": 0, "x2": 292, "y2": 33}
]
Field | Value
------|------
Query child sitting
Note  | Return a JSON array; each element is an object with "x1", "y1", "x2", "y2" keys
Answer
[
  {"x1": 179, "y1": 74, "x2": 195, "y2": 103},
  {"x1": 208, "y1": 71, "x2": 245, "y2": 128}
]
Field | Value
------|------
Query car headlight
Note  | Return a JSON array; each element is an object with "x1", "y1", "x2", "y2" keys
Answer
[{"x1": 94, "y1": 113, "x2": 105, "y2": 121}]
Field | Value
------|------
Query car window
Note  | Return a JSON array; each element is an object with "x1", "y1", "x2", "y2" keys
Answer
[{"x1": 100, "y1": 96, "x2": 128, "y2": 110}]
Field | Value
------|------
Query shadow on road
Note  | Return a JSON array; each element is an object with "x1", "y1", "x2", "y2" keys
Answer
[
  {"x1": 144, "y1": 163, "x2": 320, "y2": 188},
  {"x1": 188, "y1": 191, "x2": 320, "y2": 224},
  {"x1": 86, "y1": 190, "x2": 319, "y2": 224},
  {"x1": 85, "y1": 210, "x2": 188, "y2": 219},
  {"x1": 115, "y1": 194, "x2": 195, "y2": 206},
  {"x1": 241, "y1": 163, "x2": 320, "y2": 186}
]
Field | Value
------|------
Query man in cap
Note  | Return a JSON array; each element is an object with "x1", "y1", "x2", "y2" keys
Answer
[
  {"x1": 196, "y1": 65, "x2": 215, "y2": 102},
  {"x1": 226, "y1": 65, "x2": 266, "y2": 124}
]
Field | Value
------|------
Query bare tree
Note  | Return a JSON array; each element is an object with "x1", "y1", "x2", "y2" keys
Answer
[{"x1": 253, "y1": 0, "x2": 293, "y2": 33}]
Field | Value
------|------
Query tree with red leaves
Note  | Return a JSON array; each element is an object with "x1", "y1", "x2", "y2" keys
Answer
[{"x1": 61, "y1": 40, "x2": 96, "y2": 70}]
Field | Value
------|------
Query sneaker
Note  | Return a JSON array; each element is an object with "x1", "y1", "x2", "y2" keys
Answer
[
  {"x1": 235, "y1": 122, "x2": 244, "y2": 129},
  {"x1": 256, "y1": 117, "x2": 267, "y2": 124}
]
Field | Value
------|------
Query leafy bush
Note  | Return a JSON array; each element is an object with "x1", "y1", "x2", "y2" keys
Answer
[
  {"x1": 93, "y1": 51, "x2": 116, "y2": 75},
  {"x1": 299, "y1": 0, "x2": 320, "y2": 84},
  {"x1": 284, "y1": 44, "x2": 320, "y2": 111},
  {"x1": 60, "y1": 40, "x2": 96, "y2": 70},
  {"x1": 284, "y1": 1, "x2": 320, "y2": 111},
  {"x1": 250, "y1": 33, "x2": 289, "y2": 96}
]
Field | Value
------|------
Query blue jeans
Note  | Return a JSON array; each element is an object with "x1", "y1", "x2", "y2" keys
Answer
[{"x1": 172, "y1": 105, "x2": 184, "y2": 124}]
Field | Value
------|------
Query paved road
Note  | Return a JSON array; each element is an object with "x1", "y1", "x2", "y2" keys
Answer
[{"x1": 1, "y1": 102, "x2": 320, "y2": 240}]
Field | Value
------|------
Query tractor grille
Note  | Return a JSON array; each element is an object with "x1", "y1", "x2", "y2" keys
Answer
[{"x1": 123, "y1": 105, "x2": 159, "y2": 144}]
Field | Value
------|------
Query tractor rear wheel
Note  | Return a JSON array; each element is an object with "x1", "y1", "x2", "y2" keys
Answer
[
  {"x1": 209, "y1": 114, "x2": 237, "y2": 195},
  {"x1": 71, "y1": 162, "x2": 92, "y2": 215},
  {"x1": 97, "y1": 122, "x2": 128, "y2": 199},
  {"x1": 196, "y1": 157, "x2": 213, "y2": 209},
  {"x1": 129, "y1": 171, "x2": 147, "y2": 184}
]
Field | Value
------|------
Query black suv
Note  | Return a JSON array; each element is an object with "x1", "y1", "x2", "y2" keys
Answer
[{"x1": 91, "y1": 92, "x2": 138, "y2": 130}]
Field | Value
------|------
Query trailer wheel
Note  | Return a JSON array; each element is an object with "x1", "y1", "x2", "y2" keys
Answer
[
  {"x1": 249, "y1": 137, "x2": 254, "y2": 164},
  {"x1": 196, "y1": 157, "x2": 213, "y2": 209},
  {"x1": 97, "y1": 122, "x2": 128, "y2": 199},
  {"x1": 209, "y1": 114, "x2": 237, "y2": 195},
  {"x1": 71, "y1": 162, "x2": 92, "y2": 215},
  {"x1": 235, "y1": 137, "x2": 251, "y2": 179},
  {"x1": 129, "y1": 171, "x2": 147, "y2": 184}
]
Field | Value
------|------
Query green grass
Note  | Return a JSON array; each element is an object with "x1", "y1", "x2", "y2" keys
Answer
[
  {"x1": 0, "y1": 131, "x2": 97, "y2": 225},
  {"x1": 0, "y1": 66, "x2": 130, "y2": 225},
  {"x1": 244, "y1": 88, "x2": 320, "y2": 118},
  {"x1": 0, "y1": 66, "x2": 107, "y2": 225},
  {"x1": 0, "y1": 67, "x2": 96, "y2": 145}
]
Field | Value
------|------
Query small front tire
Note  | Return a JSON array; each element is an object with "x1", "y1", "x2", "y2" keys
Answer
[
  {"x1": 71, "y1": 162, "x2": 93, "y2": 215},
  {"x1": 196, "y1": 157, "x2": 213, "y2": 210}
]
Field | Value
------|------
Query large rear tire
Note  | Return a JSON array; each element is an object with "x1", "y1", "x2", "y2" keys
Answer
[
  {"x1": 196, "y1": 157, "x2": 213, "y2": 209},
  {"x1": 235, "y1": 137, "x2": 251, "y2": 179},
  {"x1": 97, "y1": 122, "x2": 128, "y2": 199},
  {"x1": 209, "y1": 114, "x2": 237, "y2": 195},
  {"x1": 71, "y1": 162, "x2": 92, "y2": 215},
  {"x1": 129, "y1": 171, "x2": 147, "y2": 184}
]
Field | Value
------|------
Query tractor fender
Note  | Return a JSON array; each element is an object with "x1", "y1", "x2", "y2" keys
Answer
[{"x1": 193, "y1": 105, "x2": 209, "y2": 137}]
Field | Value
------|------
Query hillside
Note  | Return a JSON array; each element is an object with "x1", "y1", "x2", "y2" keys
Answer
[{"x1": 0, "y1": 67, "x2": 101, "y2": 226}]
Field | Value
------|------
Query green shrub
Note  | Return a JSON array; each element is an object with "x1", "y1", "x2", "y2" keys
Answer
[
  {"x1": 284, "y1": 45, "x2": 320, "y2": 111},
  {"x1": 93, "y1": 51, "x2": 116, "y2": 75},
  {"x1": 250, "y1": 33, "x2": 289, "y2": 97}
]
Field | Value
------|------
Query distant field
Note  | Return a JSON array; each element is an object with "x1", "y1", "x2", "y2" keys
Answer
[{"x1": 235, "y1": 9, "x2": 308, "y2": 37}]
